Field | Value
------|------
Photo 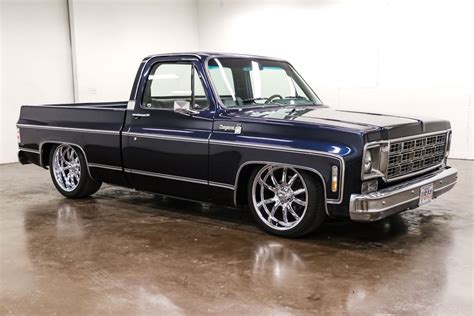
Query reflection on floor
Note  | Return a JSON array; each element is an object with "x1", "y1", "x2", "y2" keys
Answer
[{"x1": 0, "y1": 159, "x2": 472, "y2": 314}]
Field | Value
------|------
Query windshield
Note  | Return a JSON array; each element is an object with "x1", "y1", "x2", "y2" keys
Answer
[{"x1": 207, "y1": 58, "x2": 322, "y2": 108}]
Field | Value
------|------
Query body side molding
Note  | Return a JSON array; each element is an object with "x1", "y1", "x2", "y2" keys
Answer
[
  {"x1": 124, "y1": 168, "x2": 234, "y2": 189},
  {"x1": 88, "y1": 163, "x2": 123, "y2": 172},
  {"x1": 17, "y1": 124, "x2": 120, "y2": 135},
  {"x1": 122, "y1": 131, "x2": 208, "y2": 144}
]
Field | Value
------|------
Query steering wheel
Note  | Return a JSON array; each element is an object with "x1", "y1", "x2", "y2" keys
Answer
[{"x1": 264, "y1": 94, "x2": 283, "y2": 104}]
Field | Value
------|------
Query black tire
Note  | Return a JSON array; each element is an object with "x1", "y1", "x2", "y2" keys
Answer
[
  {"x1": 49, "y1": 144, "x2": 102, "y2": 198},
  {"x1": 247, "y1": 165, "x2": 326, "y2": 238}
]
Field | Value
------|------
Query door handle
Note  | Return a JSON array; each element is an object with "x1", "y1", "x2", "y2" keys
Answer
[{"x1": 132, "y1": 113, "x2": 150, "y2": 119}]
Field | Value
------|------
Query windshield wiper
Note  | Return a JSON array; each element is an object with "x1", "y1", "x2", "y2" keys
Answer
[
  {"x1": 270, "y1": 101, "x2": 287, "y2": 106},
  {"x1": 285, "y1": 96, "x2": 307, "y2": 100},
  {"x1": 242, "y1": 98, "x2": 290, "y2": 107},
  {"x1": 242, "y1": 97, "x2": 268, "y2": 104}
]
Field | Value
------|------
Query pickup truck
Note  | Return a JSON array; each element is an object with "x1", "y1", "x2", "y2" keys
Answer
[{"x1": 17, "y1": 53, "x2": 458, "y2": 237}]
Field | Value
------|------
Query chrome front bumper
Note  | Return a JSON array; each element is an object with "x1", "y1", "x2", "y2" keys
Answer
[{"x1": 349, "y1": 167, "x2": 458, "y2": 222}]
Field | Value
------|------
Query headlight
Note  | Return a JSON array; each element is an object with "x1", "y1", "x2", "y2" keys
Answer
[
  {"x1": 361, "y1": 142, "x2": 389, "y2": 180},
  {"x1": 364, "y1": 150, "x2": 372, "y2": 173}
]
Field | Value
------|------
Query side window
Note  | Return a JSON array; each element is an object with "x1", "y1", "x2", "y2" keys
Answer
[{"x1": 142, "y1": 63, "x2": 209, "y2": 110}]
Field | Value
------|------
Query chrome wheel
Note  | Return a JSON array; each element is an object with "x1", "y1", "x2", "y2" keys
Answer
[
  {"x1": 252, "y1": 165, "x2": 308, "y2": 231},
  {"x1": 52, "y1": 145, "x2": 81, "y2": 192}
]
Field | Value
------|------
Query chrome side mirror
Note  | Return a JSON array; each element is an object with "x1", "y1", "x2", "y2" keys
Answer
[
  {"x1": 173, "y1": 100, "x2": 199, "y2": 115},
  {"x1": 175, "y1": 108, "x2": 199, "y2": 116}
]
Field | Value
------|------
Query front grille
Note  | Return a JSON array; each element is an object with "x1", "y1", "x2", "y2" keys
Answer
[{"x1": 387, "y1": 133, "x2": 447, "y2": 180}]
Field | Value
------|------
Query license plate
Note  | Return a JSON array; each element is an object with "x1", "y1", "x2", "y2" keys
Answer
[{"x1": 419, "y1": 183, "x2": 434, "y2": 205}]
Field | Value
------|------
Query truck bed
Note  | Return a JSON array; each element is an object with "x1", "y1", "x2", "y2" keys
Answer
[
  {"x1": 26, "y1": 101, "x2": 128, "y2": 110},
  {"x1": 17, "y1": 101, "x2": 128, "y2": 181},
  {"x1": 18, "y1": 101, "x2": 127, "y2": 129}
]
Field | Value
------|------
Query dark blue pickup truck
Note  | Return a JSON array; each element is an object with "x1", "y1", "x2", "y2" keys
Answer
[{"x1": 17, "y1": 53, "x2": 457, "y2": 237}]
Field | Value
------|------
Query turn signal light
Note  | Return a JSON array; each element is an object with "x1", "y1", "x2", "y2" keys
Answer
[
  {"x1": 17, "y1": 128, "x2": 21, "y2": 144},
  {"x1": 361, "y1": 180, "x2": 378, "y2": 194},
  {"x1": 331, "y1": 166, "x2": 338, "y2": 192}
]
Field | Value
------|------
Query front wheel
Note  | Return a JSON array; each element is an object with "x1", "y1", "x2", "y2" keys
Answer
[
  {"x1": 248, "y1": 165, "x2": 326, "y2": 237},
  {"x1": 49, "y1": 144, "x2": 102, "y2": 198}
]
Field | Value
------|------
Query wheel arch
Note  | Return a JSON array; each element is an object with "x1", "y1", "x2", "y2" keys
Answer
[
  {"x1": 39, "y1": 141, "x2": 94, "y2": 179},
  {"x1": 233, "y1": 161, "x2": 329, "y2": 216}
]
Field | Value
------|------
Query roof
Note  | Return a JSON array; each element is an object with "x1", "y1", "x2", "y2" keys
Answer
[{"x1": 143, "y1": 52, "x2": 288, "y2": 62}]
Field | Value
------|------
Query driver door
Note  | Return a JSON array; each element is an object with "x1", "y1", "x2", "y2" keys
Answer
[{"x1": 122, "y1": 59, "x2": 213, "y2": 201}]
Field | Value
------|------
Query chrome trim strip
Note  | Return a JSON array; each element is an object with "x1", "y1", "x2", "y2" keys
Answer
[
  {"x1": 211, "y1": 140, "x2": 345, "y2": 203},
  {"x1": 18, "y1": 147, "x2": 40, "y2": 154},
  {"x1": 123, "y1": 131, "x2": 208, "y2": 144},
  {"x1": 88, "y1": 163, "x2": 123, "y2": 172},
  {"x1": 124, "y1": 168, "x2": 208, "y2": 186},
  {"x1": 22, "y1": 105, "x2": 126, "y2": 111},
  {"x1": 210, "y1": 139, "x2": 344, "y2": 160},
  {"x1": 17, "y1": 124, "x2": 120, "y2": 135},
  {"x1": 232, "y1": 161, "x2": 331, "y2": 216},
  {"x1": 209, "y1": 181, "x2": 235, "y2": 190},
  {"x1": 38, "y1": 141, "x2": 94, "y2": 179}
]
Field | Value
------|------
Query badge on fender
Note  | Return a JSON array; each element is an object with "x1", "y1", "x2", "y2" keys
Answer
[{"x1": 218, "y1": 123, "x2": 242, "y2": 134}]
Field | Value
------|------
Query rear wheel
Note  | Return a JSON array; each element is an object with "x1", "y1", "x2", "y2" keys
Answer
[
  {"x1": 49, "y1": 144, "x2": 102, "y2": 198},
  {"x1": 248, "y1": 165, "x2": 326, "y2": 237}
]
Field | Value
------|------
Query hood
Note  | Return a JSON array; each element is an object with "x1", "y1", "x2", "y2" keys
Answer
[{"x1": 229, "y1": 106, "x2": 450, "y2": 140}]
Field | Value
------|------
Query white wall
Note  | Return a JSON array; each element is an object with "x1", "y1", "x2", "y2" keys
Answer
[
  {"x1": 0, "y1": 0, "x2": 74, "y2": 164},
  {"x1": 0, "y1": 0, "x2": 199, "y2": 164},
  {"x1": 197, "y1": 0, "x2": 474, "y2": 159},
  {"x1": 1, "y1": 0, "x2": 473, "y2": 163},
  {"x1": 70, "y1": 0, "x2": 199, "y2": 102}
]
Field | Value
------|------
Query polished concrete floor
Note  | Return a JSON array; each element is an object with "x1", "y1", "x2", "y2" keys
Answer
[{"x1": 0, "y1": 160, "x2": 472, "y2": 315}]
